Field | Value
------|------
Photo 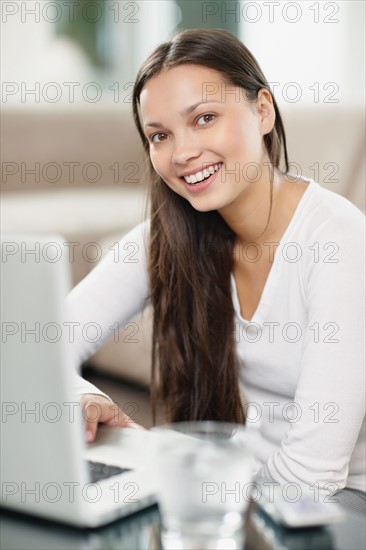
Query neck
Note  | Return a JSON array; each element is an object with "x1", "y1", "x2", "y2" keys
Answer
[{"x1": 218, "y1": 168, "x2": 285, "y2": 246}]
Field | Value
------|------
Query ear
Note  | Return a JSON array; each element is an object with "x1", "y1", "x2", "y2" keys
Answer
[{"x1": 256, "y1": 88, "x2": 276, "y2": 136}]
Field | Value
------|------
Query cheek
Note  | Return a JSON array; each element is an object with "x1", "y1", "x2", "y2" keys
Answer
[
  {"x1": 235, "y1": 121, "x2": 264, "y2": 158},
  {"x1": 149, "y1": 152, "x2": 163, "y2": 178},
  {"x1": 149, "y1": 152, "x2": 179, "y2": 191},
  {"x1": 149, "y1": 149, "x2": 169, "y2": 175}
]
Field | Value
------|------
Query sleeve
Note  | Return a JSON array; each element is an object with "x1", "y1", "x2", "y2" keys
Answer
[
  {"x1": 254, "y1": 213, "x2": 365, "y2": 496},
  {"x1": 72, "y1": 373, "x2": 113, "y2": 401},
  {"x1": 66, "y1": 220, "x2": 150, "y2": 397}
]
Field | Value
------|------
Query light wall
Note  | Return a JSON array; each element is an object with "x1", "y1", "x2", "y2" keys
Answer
[
  {"x1": 2, "y1": 1, "x2": 364, "y2": 108},
  {"x1": 1, "y1": 0, "x2": 179, "y2": 107},
  {"x1": 240, "y1": 0, "x2": 365, "y2": 106}
]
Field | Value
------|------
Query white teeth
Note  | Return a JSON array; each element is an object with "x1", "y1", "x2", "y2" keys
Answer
[{"x1": 184, "y1": 163, "x2": 221, "y2": 184}]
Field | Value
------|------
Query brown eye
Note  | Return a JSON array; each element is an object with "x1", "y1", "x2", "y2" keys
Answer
[
  {"x1": 196, "y1": 114, "x2": 215, "y2": 126},
  {"x1": 151, "y1": 132, "x2": 168, "y2": 143}
]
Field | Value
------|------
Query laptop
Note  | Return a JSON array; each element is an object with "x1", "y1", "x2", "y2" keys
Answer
[{"x1": 0, "y1": 233, "x2": 157, "y2": 527}]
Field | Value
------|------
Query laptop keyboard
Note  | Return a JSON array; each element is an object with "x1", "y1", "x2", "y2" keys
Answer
[{"x1": 87, "y1": 461, "x2": 131, "y2": 483}]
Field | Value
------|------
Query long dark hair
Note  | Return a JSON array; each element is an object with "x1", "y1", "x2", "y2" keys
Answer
[{"x1": 132, "y1": 29, "x2": 289, "y2": 423}]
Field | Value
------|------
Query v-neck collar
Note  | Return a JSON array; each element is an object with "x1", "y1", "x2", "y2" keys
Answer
[{"x1": 231, "y1": 176, "x2": 317, "y2": 324}]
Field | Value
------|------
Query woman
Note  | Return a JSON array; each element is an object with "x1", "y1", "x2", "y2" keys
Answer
[{"x1": 68, "y1": 29, "x2": 365, "y2": 502}]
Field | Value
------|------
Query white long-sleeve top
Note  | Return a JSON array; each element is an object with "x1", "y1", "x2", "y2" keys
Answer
[{"x1": 67, "y1": 177, "x2": 365, "y2": 493}]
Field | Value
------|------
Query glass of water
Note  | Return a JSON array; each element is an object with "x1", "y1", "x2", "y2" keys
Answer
[{"x1": 151, "y1": 421, "x2": 254, "y2": 550}]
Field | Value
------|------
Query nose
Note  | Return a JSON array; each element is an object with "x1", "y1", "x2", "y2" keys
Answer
[{"x1": 171, "y1": 132, "x2": 201, "y2": 165}]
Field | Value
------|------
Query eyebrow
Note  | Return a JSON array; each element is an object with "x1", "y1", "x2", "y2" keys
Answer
[{"x1": 144, "y1": 100, "x2": 222, "y2": 129}]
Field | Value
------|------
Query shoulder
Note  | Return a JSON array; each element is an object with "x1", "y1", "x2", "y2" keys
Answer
[
  {"x1": 289, "y1": 179, "x2": 365, "y2": 288},
  {"x1": 121, "y1": 218, "x2": 151, "y2": 241},
  {"x1": 294, "y1": 178, "x2": 365, "y2": 241},
  {"x1": 114, "y1": 219, "x2": 151, "y2": 253},
  {"x1": 281, "y1": 178, "x2": 365, "y2": 281}
]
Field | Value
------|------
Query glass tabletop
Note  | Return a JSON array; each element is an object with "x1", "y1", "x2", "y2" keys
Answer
[{"x1": 1, "y1": 501, "x2": 365, "y2": 550}]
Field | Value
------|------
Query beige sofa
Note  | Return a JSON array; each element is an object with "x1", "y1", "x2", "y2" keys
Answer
[{"x1": 2, "y1": 104, "x2": 365, "y2": 387}]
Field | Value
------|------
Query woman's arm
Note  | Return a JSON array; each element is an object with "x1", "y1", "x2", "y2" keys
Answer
[
  {"x1": 66, "y1": 220, "x2": 150, "y2": 435},
  {"x1": 255, "y1": 213, "x2": 365, "y2": 496},
  {"x1": 66, "y1": 220, "x2": 150, "y2": 371}
]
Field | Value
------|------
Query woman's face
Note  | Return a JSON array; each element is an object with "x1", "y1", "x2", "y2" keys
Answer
[{"x1": 139, "y1": 64, "x2": 275, "y2": 213}]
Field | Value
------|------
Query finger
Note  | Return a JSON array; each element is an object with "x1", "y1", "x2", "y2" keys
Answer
[
  {"x1": 81, "y1": 399, "x2": 147, "y2": 442},
  {"x1": 83, "y1": 401, "x2": 102, "y2": 442},
  {"x1": 103, "y1": 405, "x2": 146, "y2": 430},
  {"x1": 105, "y1": 417, "x2": 146, "y2": 430}
]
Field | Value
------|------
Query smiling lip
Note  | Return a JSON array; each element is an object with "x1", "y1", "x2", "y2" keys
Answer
[{"x1": 182, "y1": 163, "x2": 222, "y2": 194}]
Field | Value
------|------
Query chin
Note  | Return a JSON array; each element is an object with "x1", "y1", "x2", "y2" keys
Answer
[{"x1": 187, "y1": 197, "x2": 226, "y2": 213}]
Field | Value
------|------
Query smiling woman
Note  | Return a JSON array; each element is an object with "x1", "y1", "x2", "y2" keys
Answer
[{"x1": 67, "y1": 29, "x2": 365, "y2": 502}]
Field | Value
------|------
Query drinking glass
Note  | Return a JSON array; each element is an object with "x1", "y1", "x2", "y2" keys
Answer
[{"x1": 151, "y1": 421, "x2": 254, "y2": 550}]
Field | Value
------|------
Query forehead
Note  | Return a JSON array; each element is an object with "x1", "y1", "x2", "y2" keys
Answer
[{"x1": 139, "y1": 64, "x2": 231, "y2": 118}]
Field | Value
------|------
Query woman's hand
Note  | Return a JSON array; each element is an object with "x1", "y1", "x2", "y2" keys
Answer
[{"x1": 80, "y1": 394, "x2": 146, "y2": 442}]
